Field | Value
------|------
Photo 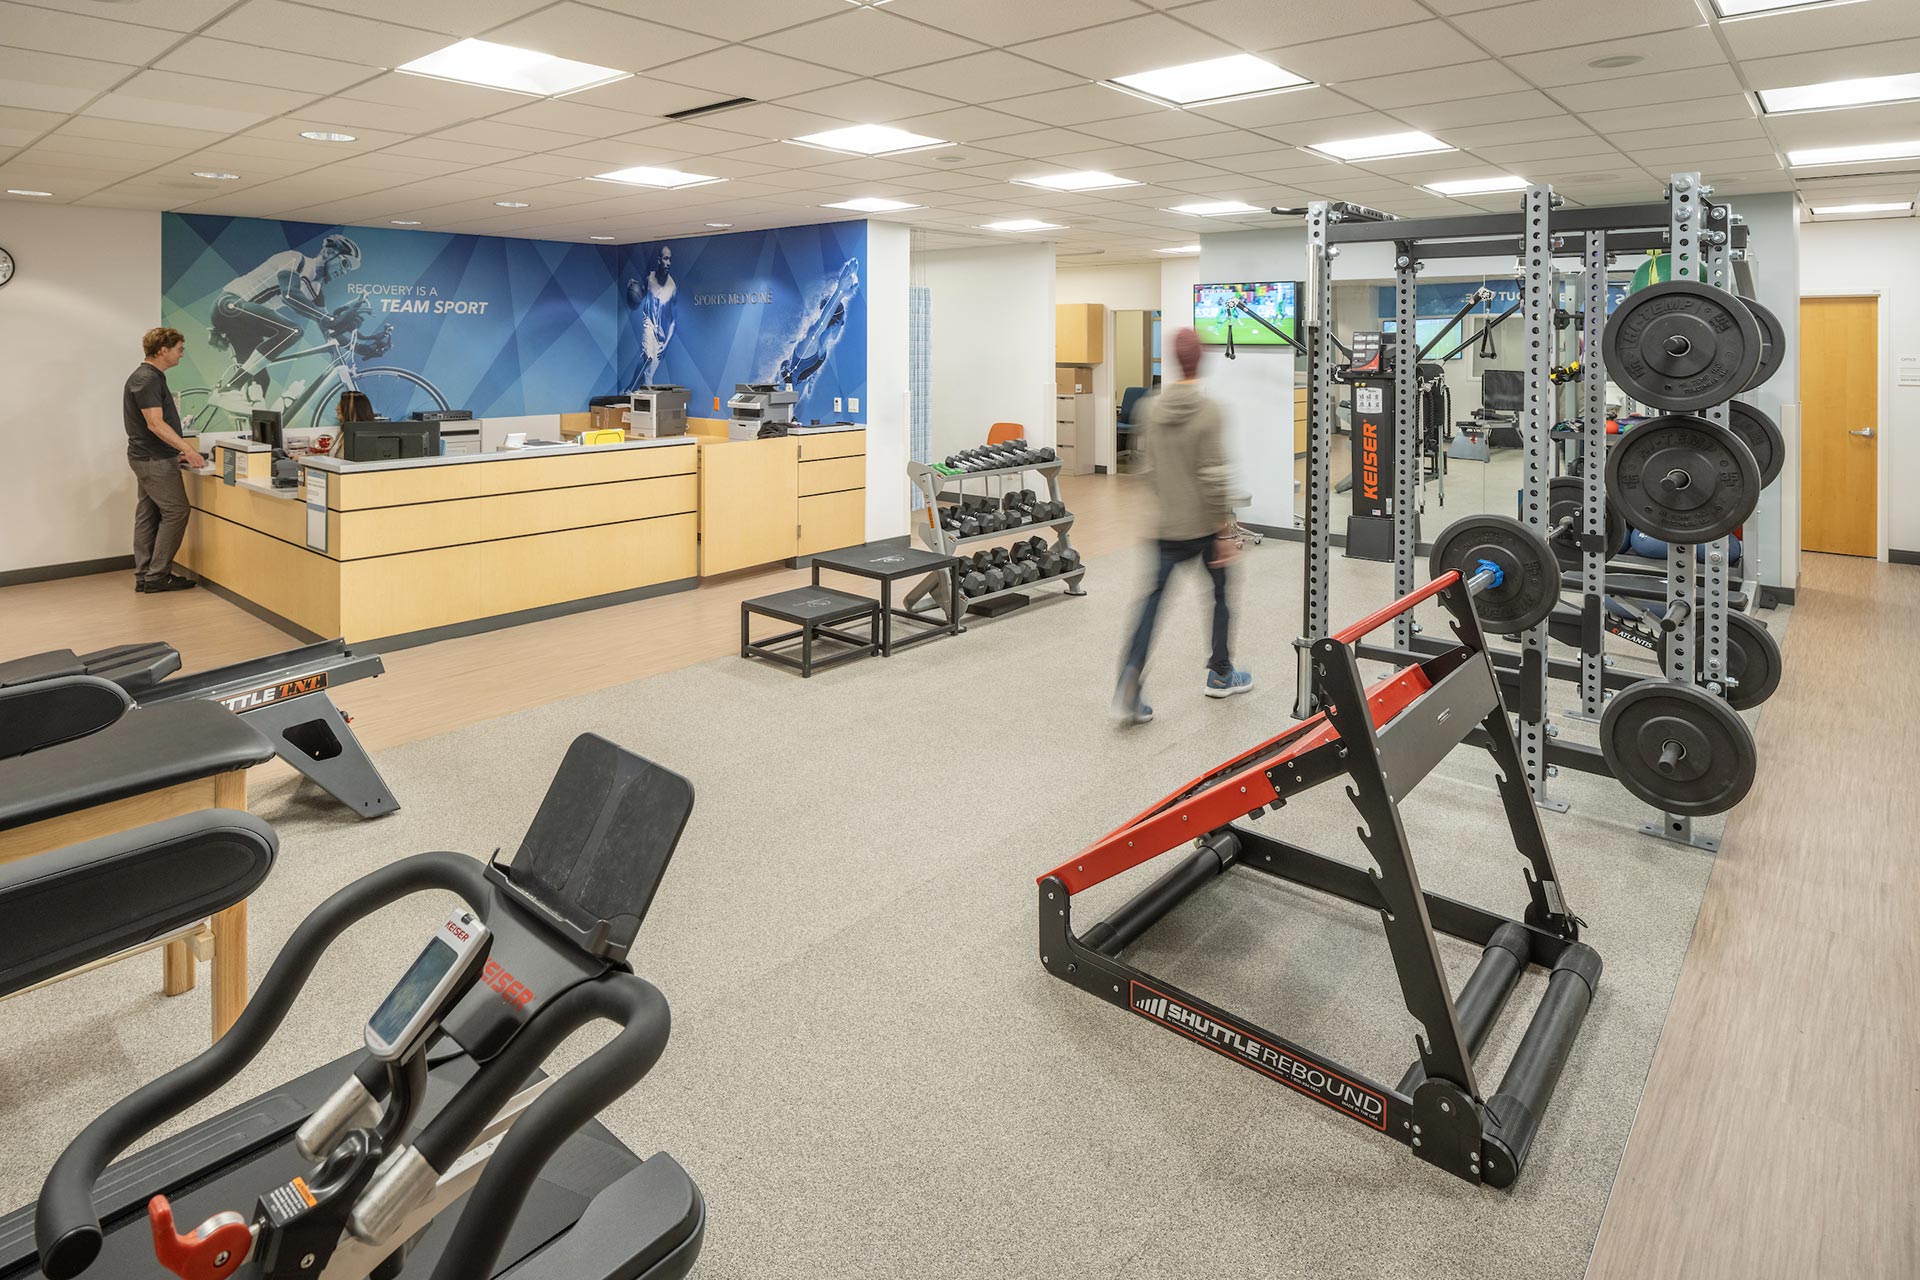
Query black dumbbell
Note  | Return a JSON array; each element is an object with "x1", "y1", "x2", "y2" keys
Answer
[
  {"x1": 1010, "y1": 541, "x2": 1035, "y2": 564},
  {"x1": 1057, "y1": 548, "x2": 1082, "y2": 574},
  {"x1": 960, "y1": 571, "x2": 987, "y2": 597},
  {"x1": 988, "y1": 546, "x2": 1011, "y2": 568},
  {"x1": 1039, "y1": 549, "x2": 1063, "y2": 576},
  {"x1": 969, "y1": 551, "x2": 991, "y2": 573},
  {"x1": 1025, "y1": 535, "x2": 1046, "y2": 557},
  {"x1": 982, "y1": 566, "x2": 1008, "y2": 593},
  {"x1": 1036, "y1": 447, "x2": 1057, "y2": 463}
]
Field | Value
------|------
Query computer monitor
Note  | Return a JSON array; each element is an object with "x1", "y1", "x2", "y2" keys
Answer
[
  {"x1": 343, "y1": 421, "x2": 440, "y2": 462},
  {"x1": 248, "y1": 409, "x2": 284, "y2": 450},
  {"x1": 1481, "y1": 369, "x2": 1524, "y2": 413}
]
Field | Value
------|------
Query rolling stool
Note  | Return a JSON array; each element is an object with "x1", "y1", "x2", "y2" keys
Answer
[{"x1": 741, "y1": 587, "x2": 881, "y2": 677}]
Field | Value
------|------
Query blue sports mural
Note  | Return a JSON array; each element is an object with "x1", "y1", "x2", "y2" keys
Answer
[
  {"x1": 161, "y1": 214, "x2": 623, "y2": 437},
  {"x1": 160, "y1": 214, "x2": 870, "y2": 437},
  {"x1": 618, "y1": 221, "x2": 867, "y2": 423}
]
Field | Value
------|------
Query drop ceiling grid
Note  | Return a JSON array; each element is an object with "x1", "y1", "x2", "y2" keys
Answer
[{"x1": 0, "y1": 0, "x2": 1910, "y2": 257}]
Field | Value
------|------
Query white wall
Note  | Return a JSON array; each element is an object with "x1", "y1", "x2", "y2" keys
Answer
[
  {"x1": 1160, "y1": 256, "x2": 1198, "y2": 367},
  {"x1": 915, "y1": 242, "x2": 1056, "y2": 459},
  {"x1": 1197, "y1": 228, "x2": 1303, "y2": 531},
  {"x1": 1056, "y1": 261, "x2": 1164, "y2": 471},
  {"x1": 1730, "y1": 192, "x2": 1801, "y2": 584},
  {"x1": 0, "y1": 203, "x2": 161, "y2": 576},
  {"x1": 864, "y1": 220, "x2": 912, "y2": 541},
  {"x1": 1797, "y1": 214, "x2": 1915, "y2": 557}
]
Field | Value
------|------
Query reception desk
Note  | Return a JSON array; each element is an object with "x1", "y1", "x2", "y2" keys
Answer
[{"x1": 179, "y1": 437, "x2": 701, "y2": 647}]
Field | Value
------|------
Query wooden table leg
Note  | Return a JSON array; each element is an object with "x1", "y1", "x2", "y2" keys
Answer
[
  {"x1": 210, "y1": 902, "x2": 248, "y2": 1041},
  {"x1": 162, "y1": 940, "x2": 196, "y2": 996}
]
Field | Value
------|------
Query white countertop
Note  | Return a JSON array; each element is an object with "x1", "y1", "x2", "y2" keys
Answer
[
  {"x1": 785, "y1": 424, "x2": 863, "y2": 436},
  {"x1": 300, "y1": 435, "x2": 696, "y2": 474}
]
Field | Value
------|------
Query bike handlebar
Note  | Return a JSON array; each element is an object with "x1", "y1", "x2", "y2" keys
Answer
[{"x1": 36, "y1": 852, "x2": 490, "y2": 1280}]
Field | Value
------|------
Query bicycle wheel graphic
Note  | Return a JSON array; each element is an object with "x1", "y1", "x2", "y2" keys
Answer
[
  {"x1": 297, "y1": 367, "x2": 451, "y2": 431},
  {"x1": 174, "y1": 388, "x2": 241, "y2": 438}
]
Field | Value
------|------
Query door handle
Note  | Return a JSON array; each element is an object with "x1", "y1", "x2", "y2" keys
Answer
[{"x1": 1850, "y1": 427, "x2": 1876, "y2": 438}]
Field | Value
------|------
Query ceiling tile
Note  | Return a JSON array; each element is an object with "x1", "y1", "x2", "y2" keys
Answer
[
  {"x1": 890, "y1": 105, "x2": 1051, "y2": 144},
  {"x1": 1394, "y1": 90, "x2": 1566, "y2": 132},
  {"x1": 153, "y1": 38, "x2": 383, "y2": 98},
  {"x1": 652, "y1": 46, "x2": 855, "y2": 97},
  {"x1": 1074, "y1": 110, "x2": 1238, "y2": 145},
  {"x1": 1186, "y1": 86, "x2": 1367, "y2": 130},
  {"x1": 1444, "y1": 116, "x2": 1600, "y2": 147},
  {"x1": 688, "y1": 102, "x2": 854, "y2": 139},
  {"x1": 1276, "y1": 22, "x2": 1487, "y2": 83},
  {"x1": 1722, "y1": 0, "x2": 1920, "y2": 60},
  {"x1": 750, "y1": 10, "x2": 986, "y2": 76},
  {"x1": 325, "y1": 0, "x2": 548, "y2": 36},
  {"x1": 883, "y1": 0, "x2": 1149, "y2": 46},
  {"x1": 968, "y1": 128, "x2": 1110, "y2": 159},
  {"x1": 1738, "y1": 36, "x2": 1920, "y2": 93},
  {"x1": 81, "y1": 92, "x2": 275, "y2": 137},
  {"x1": 562, "y1": 77, "x2": 726, "y2": 118},
  {"x1": 618, "y1": 120, "x2": 772, "y2": 155},
  {"x1": 1011, "y1": 14, "x2": 1234, "y2": 78},
  {"x1": 0, "y1": 1, "x2": 179, "y2": 63},
  {"x1": 1580, "y1": 95, "x2": 1756, "y2": 135},
  {"x1": 1549, "y1": 65, "x2": 1746, "y2": 113},
  {"x1": 204, "y1": 2, "x2": 452, "y2": 68},
  {"x1": 1504, "y1": 27, "x2": 1728, "y2": 87},
  {"x1": 1452, "y1": 0, "x2": 1706, "y2": 57},
  {"x1": 991, "y1": 83, "x2": 1163, "y2": 127},
  {"x1": 883, "y1": 51, "x2": 1085, "y2": 103},
  {"x1": 777, "y1": 80, "x2": 962, "y2": 123},
  {"x1": 489, "y1": 99, "x2": 665, "y2": 139},
  {"x1": 1336, "y1": 61, "x2": 1531, "y2": 111},
  {"x1": 1171, "y1": 0, "x2": 1431, "y2": 55},
  {"x1": 484, "y1": 3, "x2": 723, "y2": 71},
  {"x1": 383, "y1": 136, "x2": 528, "y2": 165},
  {"x1": 562, "y1": 0, "x2": 846, "y2": 40},
  {"x1": 336, "y1": 72, "x2": 525, "y2": 116},
  {"x1": 435, "y1": 120, "x2": 593, "y2": 151},
  {"x1": 1608, "y1": 118, "x2": 1767, "y2": 150},
  {"x1": 1765, "y1": 100, "x2": 1920, "y2": 149}
]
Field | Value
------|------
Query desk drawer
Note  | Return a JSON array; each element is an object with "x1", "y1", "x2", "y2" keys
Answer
[
  {"x1": 798, "y1": 430, "x2": 865, "y2": 461},
  {"x1": 798, "y1": 455, "x2": 864, "y2": 496},
  {"x1": 797, "y1": 489, "x2": 866, "y2": 555}
]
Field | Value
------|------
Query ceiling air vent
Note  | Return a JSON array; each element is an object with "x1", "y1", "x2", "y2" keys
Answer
[{"x1": 665, "y1": 96, "x2": 755, "y2": 121}]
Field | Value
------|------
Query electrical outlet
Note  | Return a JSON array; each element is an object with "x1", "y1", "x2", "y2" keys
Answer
[
  {"x1": 833, "y1": 397, "x2": 843, "y2": 413},
  {"x1": 848, "y1": 397, "x2": 859, "y2": 413}
]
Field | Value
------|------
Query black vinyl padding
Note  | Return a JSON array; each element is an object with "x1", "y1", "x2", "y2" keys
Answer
[
  {"x1": 0, "y1": 676, "x2": 132, "y2": 760},
  {"x1": 0, "y1": 651, "x2": 85, "y2": 688},
  {"x1": 0, "y1": 702, "x2": 274, "y2": 834},
  {"x1": 0, "y1": 810, "x2": 278, "y2": 998},
  {"x1": 77, "y1": 642, "x2": 181, "y2": 693}
]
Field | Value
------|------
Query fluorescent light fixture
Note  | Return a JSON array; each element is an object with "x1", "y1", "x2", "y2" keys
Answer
[
  {"x1": 978, "y1": 219, "x2": 1065, "y2": 231},
  {"x1": 1788, "y1": 138, "x2": 1920, "y2": 166},
  {"x1": 1811, "y1": 201, "x2": 1914, "y2": 215},
  {"x1": 1157, "y1": 245, "x2": 1202, "y2": 254},
  {"x1": 300, "y1": 131, "x2": 355, "y2": 143},
  {"x1": 1012, "y1": 170, "x2": 1138, "y2": 192},
  {"x1": 397, "y1": 38, "x2": 629, "y2": 97},
  {"x1": 789, "y1": 124, "x2": 951, "y2": 156},
  {"x1": 823, "y1": 196, "x2": 922, "y2": 212},
  {"x1": 1107, "y1": 53, "x2": 1309, "y2": 108},
  {"x1": 192, "y1": 171, "x2": 240, "y2": 180},
  {"x1": 589, "y1": 234, "x2": 617, "y2": 240},
  {"x1": 1426, "y1": 174, "x2": 1531, "y2": 196},
  {"x1": 494, "y1": 200, "x2": 530, "y2": 208},
  {"x1": 1760, "y1": 73, "x2": 1920, "y2": 114},
  {"x1": 391, "y1": 219, "x2": 422, "y2": 225},
  {"x1": 1308, "y1": 130, "x2": 1454, "y2": 162},
  {"x1": 1168, "y1": 200, "x2": 1263, "y2": 216},
  {"x1": 592, "y1": 165, "x2": 722, "y2": 189},
  {"x1": 6, "y1": 188, "x2": 52, "y2": 196},
  {"x1": 1712, "y1": 0, "x2": 1861, "y2": 14},
  {"x1": 706, "y1": 222, "x2": 733, "y2": 228}
]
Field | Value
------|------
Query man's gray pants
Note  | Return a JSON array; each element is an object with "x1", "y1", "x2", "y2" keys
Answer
[{"x1": 129, "y1": 455, "x2": 190, "y2": 581}]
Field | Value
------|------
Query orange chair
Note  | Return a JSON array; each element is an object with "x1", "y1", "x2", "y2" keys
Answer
[{"x1": 988, "y1": 423, "x2": 1024, "y2": 498}]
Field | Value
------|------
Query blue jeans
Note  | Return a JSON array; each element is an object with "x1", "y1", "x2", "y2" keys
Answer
[{"x1": 1121, "y1": 535, "x2": 1231, "y2": 684}]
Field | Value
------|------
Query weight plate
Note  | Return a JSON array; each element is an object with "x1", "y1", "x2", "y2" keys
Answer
[
  {"x1": 1427, "y1": 513, "x2": 1559, "y2": 633},
  {"x1": 1739, "y1": 294, "x2": 1785, "y2": 393},
  {"x1": 1600, "y1": 681, "x2": 1757, "y2": 816},
  {"x1": 1546, "y1": 475, "x2": 1628, "y2": 573},
  {"x1": 1605, "y1": 415, "x2": 1760, "y2": 544},
  {"x1": 1603, "y1": 280, "x2": 1763, "y2": 412},
  {"x1": 1726, "y1": 399, "x2": 1784, "y2": 488},
  {"x1": 1659, "y1": 610, "x2": 1782, "y2": 712}
]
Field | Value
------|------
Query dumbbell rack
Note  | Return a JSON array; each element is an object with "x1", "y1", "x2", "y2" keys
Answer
[{"x1": 904, "y1": 458, "x2": 1087, "y2": 615}]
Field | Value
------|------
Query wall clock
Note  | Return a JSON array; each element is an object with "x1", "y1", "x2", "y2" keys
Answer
[{"x1": 0, "y1": 247, "x2": 14, "y2": 288}]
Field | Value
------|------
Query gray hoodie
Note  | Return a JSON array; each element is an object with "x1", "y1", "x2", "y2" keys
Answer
[{"x1": 1136, "y1": 382, "x2": 1235, "y2": 542}]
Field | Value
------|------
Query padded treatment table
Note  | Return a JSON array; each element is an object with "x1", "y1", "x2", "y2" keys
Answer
[
  {"x1": 0, "y1": 675, "x2": 131, "y2": 759},
  {"x1": 0, "y1": 810, "x2": 276, "y2": 1012},
  {"x1": 0, "y1": 641, "x2": 179, "y2": 693},
  {"x1": 0, "y1": 701, "x2": 275, "y2": 1039}
]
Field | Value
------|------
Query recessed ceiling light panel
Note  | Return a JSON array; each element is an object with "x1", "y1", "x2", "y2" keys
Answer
[
  {"x1": 979, "y1": 219, "x2": 1065, "y2": 231},
  {"x1": 1157, "y1": 245, "x2": 1202, "y2": 254},
  {"x1": 823, "y1": 196, "x2": 922, "y2": 212},
  {"x1": 391, "y1": 220, "x2": 422, "y2": 225},
  {"x1": 1788, "y1": 138, "x2": 1920, "y2": 165},
  {"x1": 1426, "y1": 175, "x2": 1530, "y2": 196},
  {"x1": 1107, "y1": 53, "x2": 1310, "y2": 107},
  {"x1": 6, "y1": 189, "x2": 52, "y2": 197},
  {"x1": 1168, "y1": 200, "x2": 1263, "y2": 216},
  {"x1": 1308, "y1": 131, "x2": 1454, "y2": 162},
  {"x1": 397, "y1": 38, "x2": 629, "y2": 97},
  {"x1": 300, "y1": 131, "x2": 356, "y2": 143},
  {"x1": 589, "y1": 234, "x2": 617, "y2": 240},
  {"x1": 592, "y1": 165, "x2": 723, "y2": 189},
  {"x1": 1712, "y1": 0, "x2": 1862, "y2": 14},
  {"x1": 706, "y1": 222, "x2": 734, "y2": 228},
  {"x1": 789, "y1": 124, "x2": 951, "y2": 156},
  {"x1": 1811, "y1": 200, "x2": 1914, "y2": 214},
  {"x1": 1760, "y1": 72, "x2": 1920, "y2": 114},
  {"x1": 494, "y1": 200, "x2": 530, "y2": 208},
  {"x1": 1012, "y1": 170, "x2": 1138, "y2": 192},
  {"x1": 192, "y1": 171, "x2": 240, "y2": 180}
]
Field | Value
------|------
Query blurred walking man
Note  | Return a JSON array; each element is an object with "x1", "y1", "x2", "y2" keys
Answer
[{"x1": 1112, "y1": 327, "x2": 1249, "y2": 724}]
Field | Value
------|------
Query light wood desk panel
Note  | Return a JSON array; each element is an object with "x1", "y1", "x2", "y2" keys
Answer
[
  {"x1": 798, "y1": 430, "x2": 866, "y2": 462},
  {"x1": 700, "y1": 438, "x2": 801, "y2": 575},
  {"x1": 797, "y1": 455, "x2": 865, "y2": 497},
  {"x1": 187, "y1": 472, "x2": 307, "y2": 544},
  {"x1": 328, "y1": 473, "x2": 698, "y2": 560},
  {"x1": 177, "y1": 506, "x2": 341, "y2": 638},
  {"x1": 327, "y1": 444, "x2": 696, "y2": 511}
]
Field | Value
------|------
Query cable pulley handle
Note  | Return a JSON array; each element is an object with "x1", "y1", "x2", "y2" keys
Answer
[{"x1": 35, "y1": 852, "x2": 491, "y2": 1280}]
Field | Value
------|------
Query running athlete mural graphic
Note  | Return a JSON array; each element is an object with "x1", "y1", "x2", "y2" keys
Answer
[
  {"x1": 777, "y1": 257, "x2": 860, "y2": 405},
  {"x1": 626, "y1": 245, "x2": 678, "y2": 390}
]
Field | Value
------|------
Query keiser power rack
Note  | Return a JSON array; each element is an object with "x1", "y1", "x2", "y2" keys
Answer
[{"x1": 1038, "y1": 561, "x2": 1599, "y2": 1187}]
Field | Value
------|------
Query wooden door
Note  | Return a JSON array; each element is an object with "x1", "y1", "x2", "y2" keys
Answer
[{"x1": 1800, "y1": 295, "x2": 1878, "y2": 556}]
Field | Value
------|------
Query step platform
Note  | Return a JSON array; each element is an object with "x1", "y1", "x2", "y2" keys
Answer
[{"x1": 740, "y1": 587, "x2": 880, "y2": 678}]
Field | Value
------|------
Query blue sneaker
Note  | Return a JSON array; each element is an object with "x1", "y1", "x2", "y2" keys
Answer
[{"x1": 1205, "y1": 667, "x2": 1253, "y2": 698}]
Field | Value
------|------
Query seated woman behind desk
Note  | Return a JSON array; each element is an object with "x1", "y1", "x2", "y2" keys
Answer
[{"x1": 327, "y1": 389, "x2": 375, "y2": 457}]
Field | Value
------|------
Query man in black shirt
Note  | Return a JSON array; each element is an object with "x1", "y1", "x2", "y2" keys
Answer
[{"x1": 124, "y1": 327, "x2": 206, "y2": 592}]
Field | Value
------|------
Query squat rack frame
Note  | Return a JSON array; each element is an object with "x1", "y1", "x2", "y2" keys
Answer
[{"x1": 1294, "y1": 176, "x2": 1746, "y2": 843}]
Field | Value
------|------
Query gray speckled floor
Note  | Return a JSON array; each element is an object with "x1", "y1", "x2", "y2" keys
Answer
[{"x1": 1, "y1": 537, "x2": 1765, "y2": 1279}]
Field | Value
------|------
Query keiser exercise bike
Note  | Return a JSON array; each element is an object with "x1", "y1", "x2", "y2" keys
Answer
[{"x1": 0, "y1": 734, "x2": 705, "y2": 1280}]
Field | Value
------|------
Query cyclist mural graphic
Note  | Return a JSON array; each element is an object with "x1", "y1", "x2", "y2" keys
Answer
[{"x1": 161, "y1": 214, "x2": 621, "y2": 437}]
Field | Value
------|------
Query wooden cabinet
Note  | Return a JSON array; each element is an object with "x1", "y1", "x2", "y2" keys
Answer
[
  {"x1": 699, "y1": 430, "x2": 868, "y2": 573},
  {"x1": 1056, "y1": 303, "x2": 1105, "y2": 365}
]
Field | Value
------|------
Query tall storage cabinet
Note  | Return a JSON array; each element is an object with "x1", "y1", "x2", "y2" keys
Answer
[{"x1": 1055, "y1": 394, "x2": 1094, "y2": 476}]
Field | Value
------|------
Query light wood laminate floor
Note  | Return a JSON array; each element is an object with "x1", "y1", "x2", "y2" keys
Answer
[{"x1": 3, "y1": 481, "x2": 1912, "y2": 1277}]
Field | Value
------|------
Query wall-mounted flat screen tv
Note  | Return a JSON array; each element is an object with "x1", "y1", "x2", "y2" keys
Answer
[{"x1": 1193, "y1": 281, "x2": 1298, "y2": 345}]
